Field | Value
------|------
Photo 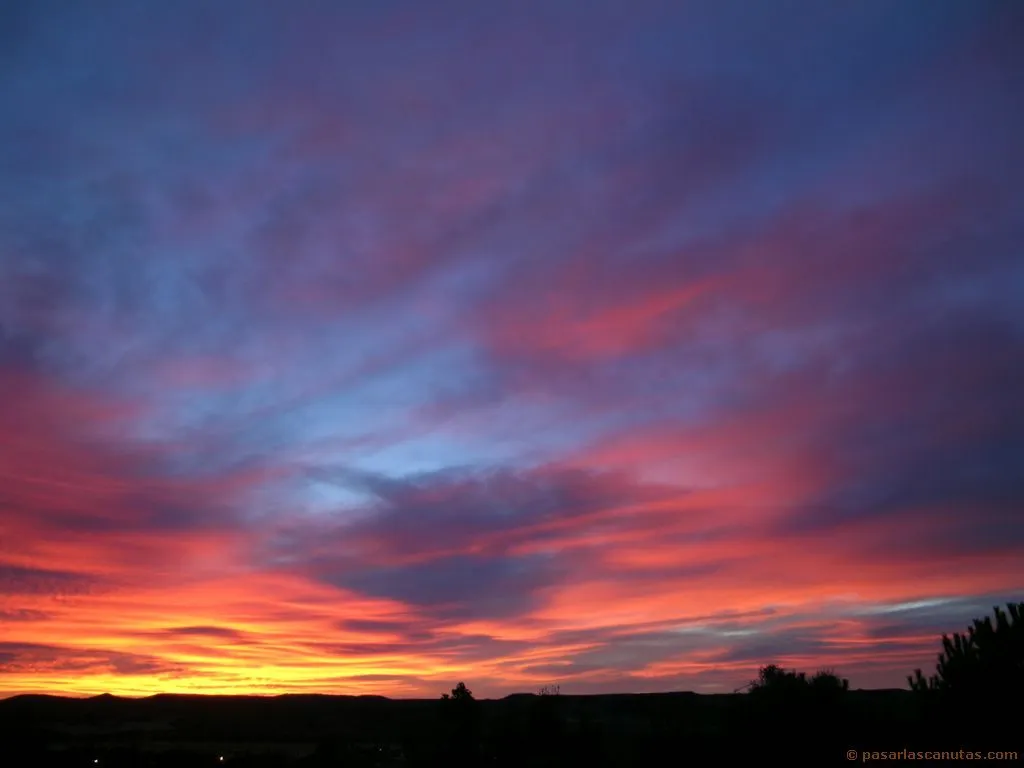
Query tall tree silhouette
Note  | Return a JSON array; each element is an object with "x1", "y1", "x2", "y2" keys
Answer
[
  {"x1": 908, "y1": 602, "x2": 1023, "y2": 741},
  {"x1": 909, "y1": 602, "x2": 1024, "y2": 695}
]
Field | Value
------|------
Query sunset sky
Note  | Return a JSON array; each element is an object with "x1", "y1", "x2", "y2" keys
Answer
[{"x1": 1, "y1": 0, "x2": 1022, "y2": 699}]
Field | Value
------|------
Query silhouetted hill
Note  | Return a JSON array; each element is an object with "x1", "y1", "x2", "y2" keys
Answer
[{"x1": 0, "y1": 688, "x2": 1015, "y2": 767}]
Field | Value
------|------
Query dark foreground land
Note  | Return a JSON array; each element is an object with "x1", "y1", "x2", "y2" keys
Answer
[{"x1": 1, "y1": 689, "x2": 1019, "y2": 767}]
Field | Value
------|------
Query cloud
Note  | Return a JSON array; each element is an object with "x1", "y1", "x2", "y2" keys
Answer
[
  {"x1": 0, "y1": 565, "x2": 98, "y2": 597},
  {"x1": 163, "y1": 626, "x2": 248, "y2": 640},
  {"x1": 327, "y1": 554, "x2": 564, "y2": 621},
  {"x1": 271, "y1": 466, "x2": 684, "y2": 620},
  {"x1": 296, "y1": 464, "x2": 678, "y2": 556},
  {"x1": 0, "y1": 609, "x2": 51, "y2": 622},
  {"x1": 0, "y1": 642, "x2": 186, "y2": 677}
]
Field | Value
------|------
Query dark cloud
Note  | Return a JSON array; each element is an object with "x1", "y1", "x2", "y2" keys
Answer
[
  {"x1": 774, "y1": 308, "x2": 1024, "y2": 548},
  {"x1": 0, "y1": 363, "x2": 266, "y2": 548},
  {"x1": 518, "y1": 662, "x2": 605, "y2": 678},
  {"x1": 298, "y1": 464, "x2": 679, "y2": 559},
  {"x1": 0, "y1": 565, "x2": 97, "y2": 596},
  {"x1": 859, "y1": 594, "x2": 1024, "y2": 641},
  {"x1": 0, "y1": 608, "x2": 51, "y2": 622},
  {"x1": 324, "y1": 554, "x2": 565, "y2": 621},
  {"x1": 0, "y1": 642, "x2": 184, "y2": 676},
  {"x1": 709, "y1": 631, "x2": 835, "y2": 666},
  {"x1": 282, "y1": 465, "x2": 691, "y2": 620},
  {"x1": 311, "y1": 633, "x2": 529, "y2": 664},
  {"x1": 336, "y1": 618, "x2": 436, "y2": 643},
  {"x1": 164, "y1": 626, "x2": 246, "y2": 640}
]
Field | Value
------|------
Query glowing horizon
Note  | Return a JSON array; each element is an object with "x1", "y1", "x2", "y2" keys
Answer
[{"x1": 1, "y1": 0, "x2": 1022, "y2": 699}]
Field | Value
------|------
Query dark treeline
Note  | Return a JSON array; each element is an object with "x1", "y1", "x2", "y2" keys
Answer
[{"x1": 2, "y1": 603, "x2": 1020, "y2": 766}]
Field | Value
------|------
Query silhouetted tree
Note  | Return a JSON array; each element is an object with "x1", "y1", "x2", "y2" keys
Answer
[
  {"x1": 909, "y1": 602, "x2": 1024, "y2": 695},
  {"x1": 749, "y1": 663, "x2": 806, "y2": 693},
  {"x1": 907, "y1": 602, "x2": 1023, "y2": 740},
  {"x1": 749, "y1": 664, "x2": 849, "y2": 697},
  {"x1": 451, "y1": 681, "x2": 474, "y2": 701},
  {"x1": 438, "y1": 682, "x2": 481, "y2": 761},
  {"x1": 809, "y1": 668, "x2": 850, "y2": 696},
  {"x1": 741, "y1": 664, "x2": 850, "y2": 751},
  {"x1": 440, "y1": 681, "x2": 474, "y2": 703}
]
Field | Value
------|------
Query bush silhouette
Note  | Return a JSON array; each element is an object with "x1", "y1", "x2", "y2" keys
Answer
[
  {"x1": 908, "y1": 602, "x2": 1024, "y2": 696},
  {"x1": 440, "y1": 681, "x2": 474, "y2": 701},
  {"x1": 809, "y1": 667, "x2": 850, "y2": 699},
  {"x1": 748, "y1": 664, "x2": 847, "y2": 696},
  {"x1": 739, "y1": 663, "x2": 851, "y2": 750},
  {"x1": 749, "y1": 663, "x2": 807, "y2": 694}
]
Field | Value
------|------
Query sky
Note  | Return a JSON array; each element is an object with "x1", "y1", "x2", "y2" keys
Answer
[{"x1": 1, "y1": 0, "x2": 1022, "y2": 699}]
